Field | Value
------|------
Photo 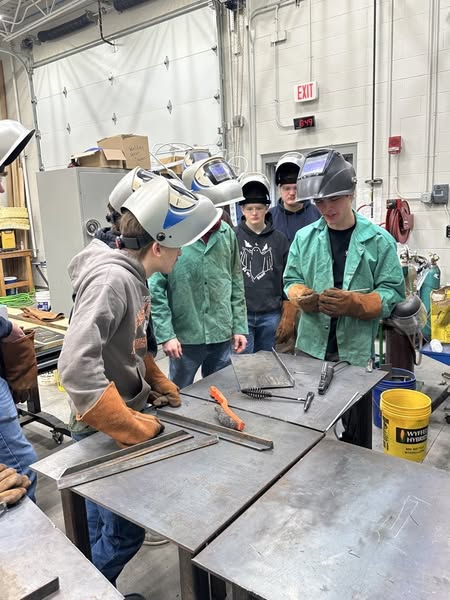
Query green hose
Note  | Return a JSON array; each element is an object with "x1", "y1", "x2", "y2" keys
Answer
[{"x1": 0, "y1": 291, "x2": 35, "y2": 307}]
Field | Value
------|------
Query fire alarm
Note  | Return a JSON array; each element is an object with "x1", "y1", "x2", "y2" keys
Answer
[{"x1": 388, "y1": 136, "x2": 402, "y2": 154}]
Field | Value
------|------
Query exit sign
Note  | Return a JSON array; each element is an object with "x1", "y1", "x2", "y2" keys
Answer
[
  {"x1": 293, "y1": 115, "x2": 316, "y2": 130},
  {"x1": 294, "y1": 81, "x2": 318, "y2": 102}
]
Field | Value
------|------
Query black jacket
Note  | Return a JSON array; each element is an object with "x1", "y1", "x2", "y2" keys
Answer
[
  {"x1": 234, "y1": 214, "x2": 289, "y2": 313},
  {"x1": 269, "y1": 199, "x2": 320, "y2": 245}
]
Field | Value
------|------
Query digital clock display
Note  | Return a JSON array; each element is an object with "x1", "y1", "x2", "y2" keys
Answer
[{"x1": 293, "y1": 115, "x2": 316, "y2": 130}]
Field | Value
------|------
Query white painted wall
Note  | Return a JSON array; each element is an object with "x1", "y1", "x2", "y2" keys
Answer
[{"x1": 4, "y1": 0, "x2": 450, "y2": 286}]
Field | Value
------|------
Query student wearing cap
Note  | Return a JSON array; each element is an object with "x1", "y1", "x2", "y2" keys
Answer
[
  {"x1": 270, "y1": 152, "x2": 320, "y2": 351},
  {"x1": 235, "y1": 173, "x2": 289, "y2": 353}
]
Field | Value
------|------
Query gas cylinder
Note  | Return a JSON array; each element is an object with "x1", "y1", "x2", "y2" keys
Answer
[
  {"x1": 399, "y1": 247, "x2": 417, "y2": 295},
  {"x1": 419, "y1": 253, "x2": 441, "y2": 339}
]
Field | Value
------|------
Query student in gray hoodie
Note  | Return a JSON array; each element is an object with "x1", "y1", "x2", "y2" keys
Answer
[{"x1": 58, "y1": 177, "x2": 220, "y2": 592}]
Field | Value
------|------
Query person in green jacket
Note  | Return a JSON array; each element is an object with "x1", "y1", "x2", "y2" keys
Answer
[
  {"x1": 284, "y1": 148, "x2": 405, "y2": 446},
  {"x1": 149, "y1": 218, "x2": 248, "y2": 388}
]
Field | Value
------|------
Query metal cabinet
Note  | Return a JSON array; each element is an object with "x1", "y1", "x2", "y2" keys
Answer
[{"x1": 37, "y1": 168, "x2": 126, "y2": 316}]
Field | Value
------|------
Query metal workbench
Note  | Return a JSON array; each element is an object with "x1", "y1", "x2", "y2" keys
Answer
[
  {"x1": 31, "y1": 396, "x2": 323, "y2": 599},
  {"x1": 182, "y1": 351, "x2": 385, "y2": 432},
  {"x1": 193, "y1": 438, "x2": 450, "y2": 600},
  {"x1": 0, "y1": 497, "x2": 124, "y2": 600}
]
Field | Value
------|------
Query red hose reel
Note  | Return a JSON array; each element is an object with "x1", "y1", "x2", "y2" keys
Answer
[{"x1": 385, "y1": 199, "x2": 414, "y2": 243}]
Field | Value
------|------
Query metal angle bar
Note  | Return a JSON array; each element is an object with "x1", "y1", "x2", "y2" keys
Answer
[
  {"x1": 157, "y1": 410, "x2": 274, "y2": 451},
  {"x1": 271, "y1": 347, "x2": 295, "y2": 386},
  {"x1": 58, "y1": 435, "x2": 218, "y2": 490},
  {"x1": 21, "y1": 576, "x2": 60, "y2": 600},
  {"x1": 325, "y1": 392, "x2": 362, "y2": 432},
  {"x1": 58, "y1": 430, "x2": 191, "y2": 489}
]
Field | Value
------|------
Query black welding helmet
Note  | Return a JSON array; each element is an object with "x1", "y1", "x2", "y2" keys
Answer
[
  {"x1": 297, "y1": 148, "x2": 356, "y2": 203},
  {"x1": 275, "y1": 152, "x2": 304, "y2": 185}
]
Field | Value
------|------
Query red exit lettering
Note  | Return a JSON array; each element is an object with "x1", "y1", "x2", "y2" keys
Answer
[{"x1": 294, "y1": 81, "x2": 318, "y2": 103}]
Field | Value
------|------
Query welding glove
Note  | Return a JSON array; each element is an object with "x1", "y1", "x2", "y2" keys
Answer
[
  {"x1": 144, "y1": 353, "x2": 181, "y2": 407},
  {"x1": 76, "y1": 382, "x2": 164, "y2": 447},
  {"x1": 1, "y1": 329, "x2": 39, "y2": 404},
  {"x1": 319, "y1": 288, "x2": 382, "y2": 320},
  {"x1": 0, "y1": 464, "x2": 30, "y2": 506},
  {"x1": 276, "y1": 301, "x2": 298, "y2": 344},
  {"x1": 287, "y1": 284, "x2": 320, "y2": 313}
]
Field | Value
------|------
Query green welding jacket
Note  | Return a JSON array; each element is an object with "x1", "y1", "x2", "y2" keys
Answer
[
  {"x1": 149, "y1": 221, "x2": 248, "y2": 345},
  {"x1": 283, "y1": 211, "x2": 405, "y2": 366}
]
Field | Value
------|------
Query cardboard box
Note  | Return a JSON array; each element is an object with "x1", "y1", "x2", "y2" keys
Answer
[
  {"x1": 97, "y1": 134, "x2": 150, "y2": 169},
  {"x1": 153, "y1": 154, "x2": 185, "y2": 175},
  {"x1": 72, "y1": 148, "x2": 126, "y2": 169},
  {"x1": 431, "y1": 286, "x2": 450, "y2": 342},
  {"x1": 0, "y1": 230, "x2": 16, "y2": 250}
]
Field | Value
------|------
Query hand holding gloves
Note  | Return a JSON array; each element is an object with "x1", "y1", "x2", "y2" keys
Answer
[
  {"x1": 318, "y1": 288, "x2": 382, "y2": 320},
  {"x1": 287, "y1": 284, "x2": 319, "y2": 313}
]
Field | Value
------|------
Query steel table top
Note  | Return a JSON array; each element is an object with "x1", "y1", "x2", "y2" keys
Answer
[
  {"x1": 32, "y1": 397, "x2": 323, "y2": 554},
  {"x1": 182, "y1": 351, "x2": 385, "y2": 431},
  {"x1": 194, "y1": 438, "x2": 450, "y2": 600},
  {"x1": 0, "y1": 497, "x2": 123, "y2": 599}
]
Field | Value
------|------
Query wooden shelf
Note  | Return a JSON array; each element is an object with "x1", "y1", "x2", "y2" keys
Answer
[{"x1": 0, "y1": 249, "x2": 33, "y2": 297}]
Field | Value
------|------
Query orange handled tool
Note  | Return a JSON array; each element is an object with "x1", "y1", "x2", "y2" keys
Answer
[{"x1": 209, "y1": 386, "x2": 245, "y2": 431}]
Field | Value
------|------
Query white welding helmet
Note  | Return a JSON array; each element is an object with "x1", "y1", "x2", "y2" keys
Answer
[
  {"x1": 121, "y1": 176, "x2": 222, "y2": 249},
  {"x1": 275, "y1": 151, "x2": 304, "y2": 185},
  {"x1": 238, "y1": 172, "x2": 271, "y2": 206},
  {"x1": 0, "y1": 119, "x2": 35, "y2": 173},
  {"x1": 388, "y1": 295, "x2": 427, "y2": 335},
  {"x1": 182, "y1": 148, "x2": 212, "y2": 170},
  {"x1": 182, "y1": 156, "x2": 244, "y2": 207},
  {"x1": 109, "y1": 167, "x2": 155, "y2": 212}
]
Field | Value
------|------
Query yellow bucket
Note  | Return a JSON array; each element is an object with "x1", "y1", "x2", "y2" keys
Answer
[{"x1": 380, "y1": 389, "x2": 431, "y2": 462}]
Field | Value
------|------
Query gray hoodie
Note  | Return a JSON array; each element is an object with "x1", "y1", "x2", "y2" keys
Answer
[{"x1": 58, "y1": 239, "x2": 152, "y2": 423}]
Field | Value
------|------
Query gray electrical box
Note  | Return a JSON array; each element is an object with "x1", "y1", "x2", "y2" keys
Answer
[
  {"x1": 431, "y1": 184, "x2": 449, "y2": 204},
  {"x1": 37, "y1": 168, "x2": 127, "y2": 316}
]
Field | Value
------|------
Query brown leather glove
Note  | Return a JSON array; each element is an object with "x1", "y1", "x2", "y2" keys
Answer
[
  {"x1": 144, "y1": 353, "x2": 181, "y2": 407},
  {"x1": 287, "y1": 284, "x2": 319, "y2": 313},
  {"x1": 319, "y1": 288, "x2": 382, "y2": 320},
  {"x1": 77, "y1": 382, "x2": 164, "y2": 447},
  {"x1": 276, "y1": 301, "x2": 298, "y2": 344},
  {"x1": 1, "y1": 329, "x2": 39, "y2": 404},
  {"x1": 0, "y1": 464, "x2": 30, "y2": 506}
]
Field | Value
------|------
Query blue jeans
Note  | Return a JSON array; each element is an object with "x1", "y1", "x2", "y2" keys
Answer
[
  {"x1": 169, "y1": 341, "x2": 232, "y2": 389},
  {"x1": 0, "y1": 377, "x2": 37, "y2": 501},
  {"x1": 72, "y1": 431, "x2": 145, "y2": 585},
  {"x1": 244, "y1": 310, "x2": 281, "y2": 354}
]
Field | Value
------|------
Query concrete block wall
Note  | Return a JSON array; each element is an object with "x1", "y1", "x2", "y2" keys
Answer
[{"x1": 228, "y1": 0, "x2": 450, "y2": 282}]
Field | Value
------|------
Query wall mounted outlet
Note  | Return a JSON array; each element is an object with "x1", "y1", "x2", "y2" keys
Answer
[{"x1": 446, "y1": 225, "x2": 450, "y2": 238}]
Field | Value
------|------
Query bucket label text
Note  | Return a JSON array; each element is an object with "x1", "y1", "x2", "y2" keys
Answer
[{"x1": 395, "y1": 426, "x2": 428, "y2": 444}]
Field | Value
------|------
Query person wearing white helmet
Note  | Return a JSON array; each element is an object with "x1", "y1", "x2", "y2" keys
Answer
[
  {"x1": 0, "y1": 119, "x2": 38, "y2": 504},
  {"x1": 270, "y1": 151, "x2": 320, "y2": 245},
  {"x1": 270, "y1": 152, "x2": 321, "y2": 353},
  {"x1": 150, "y1": 171, "x2": 248, "y2": 389},
  {"x1": 58, "y1": 176, "x2": 221, "y2": 590},
  {"x1": 235, "y1": 173, "x2": 289, "y2": 353},
  {"x1": 284, "y1": 148, "x2": 405, "y2": 447}
]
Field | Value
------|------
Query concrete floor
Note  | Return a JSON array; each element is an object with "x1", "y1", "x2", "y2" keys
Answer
[{"x1": 24, "y1": 353, "x2": 449, "y2": 600}]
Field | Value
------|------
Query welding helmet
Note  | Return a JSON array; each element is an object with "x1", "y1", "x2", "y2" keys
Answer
[
  {"x1": 388, "y1": 295, "x2": 427, "y2": 335},
  {"x1": 182, "y1": 156, "x2": 244, "y2": 207},
  {"x1": 120, "y1": 176, "x2": 222, "y2": 249},
  {"x1": 238, "y1": 172, "x2": 271, "y2": 206},
  {"x1": 0, "y1": 119, "x2": 35, "y2": 173},
  {"x1": 182, "y1": 148, "x2": 212, "y2": 171},
  {"x1": 297, "y1": 148, "x2": 356, "y2": 203},
  {"x1": 275, "y1": 152, "x2": 304, "y2": 185},
  {"x1": 109, "y1": 167, "x2": 155, "y2": 212}
]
